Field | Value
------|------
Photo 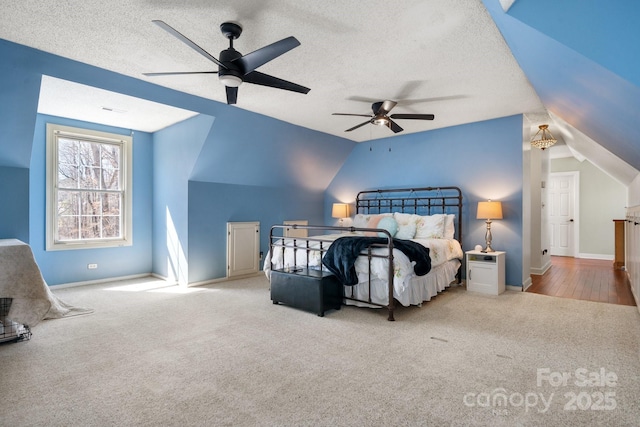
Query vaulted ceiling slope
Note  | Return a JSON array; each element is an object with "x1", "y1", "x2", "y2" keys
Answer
[{"x1": 485, "y1": 0, "x2": 640, "y2": 181}]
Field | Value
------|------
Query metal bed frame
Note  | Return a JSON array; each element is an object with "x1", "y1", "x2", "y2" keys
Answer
[{"x1": 268, "y1": 186, "x2": 463, "y2": 321}]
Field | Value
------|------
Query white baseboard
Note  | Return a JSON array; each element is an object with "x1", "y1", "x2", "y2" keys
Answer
[
  {"x1": 577, "y1": 253, "x2": 614, "y2": 261},
  {"x1": 49, "y1": 271, "x2": 263, "y2": 290},
  {"x1": 189, "y1": 272, "x2": 263, "y2": 288},
  {"x1": 530, "y1": 259, "x2": 552, "y2": 276},
  {"x1": 49, "y1": 273, "x2": 155, "y2": 289}
]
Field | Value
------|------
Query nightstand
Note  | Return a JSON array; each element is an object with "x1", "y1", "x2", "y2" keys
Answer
[{"x1": 466, "y1": 250, "x2": 505, "y2": 295}]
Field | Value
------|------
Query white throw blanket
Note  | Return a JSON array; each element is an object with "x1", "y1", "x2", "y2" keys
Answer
[{"x1": 0, "y1": 239, "x2": 93, "y2": 327}]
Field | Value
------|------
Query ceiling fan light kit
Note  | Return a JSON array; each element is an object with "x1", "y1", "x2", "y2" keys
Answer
[
  {"x1": 332, "y1": 100, "x2": 435, "y2": 134},
  {"x1": 144, "y1": 20, "x2": 310, "y2": 105},
  {"x1": 219, "y1": 74, "x2": 242, "y2": 87}
]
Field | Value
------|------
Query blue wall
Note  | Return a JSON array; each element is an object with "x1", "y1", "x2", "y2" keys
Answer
[
  {"x1": 0, "y1": 167, "x2": 29, "y2": 242},
  {"x1": 483, "y1": 0, "x2": 640, "y2": 175},
  {"x1": 152, "y1": 114, "x2": 215, "y2": 285},
  {"x1": 326, "y1": 115, "x2": 524, "y2": 287},
  {"x1": 29, "y1": 114, "x2": 154, "y2": 285},
  {"x1": 188, "y1": 182, "x2": 325, "y2": 282},
  {"x1": 505, "y1": 0, "x2": 640, "y2": 88}
]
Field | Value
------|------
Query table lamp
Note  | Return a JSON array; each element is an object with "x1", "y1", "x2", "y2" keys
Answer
[
  {"x1": 332, "y1": 203, "x2": 349, "y2": 225},
  {"x1": 476, "y1": 200, "x2": 503, "y2": 253}
]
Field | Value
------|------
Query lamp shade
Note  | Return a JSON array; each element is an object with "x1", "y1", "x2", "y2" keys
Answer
[
  {"x1": 477, "y1": 201, "x2": 503, "y2": 220},
  {"x1": 332, "y1": 203, "x2": 349, "y2": 219}
]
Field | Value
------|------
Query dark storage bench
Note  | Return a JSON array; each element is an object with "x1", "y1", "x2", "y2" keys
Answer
[{"x1": 271, "y1": 267, "x2": 343, "y2": 316}]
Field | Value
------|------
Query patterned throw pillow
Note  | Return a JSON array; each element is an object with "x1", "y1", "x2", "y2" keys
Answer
[{"x1": 364, "y1": 215, "x2": 384, "y2": 236}]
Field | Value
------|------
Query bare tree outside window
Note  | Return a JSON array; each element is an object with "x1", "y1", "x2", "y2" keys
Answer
[{"x1": 57, "y1": 138, "x2": 122, "y2": 240}]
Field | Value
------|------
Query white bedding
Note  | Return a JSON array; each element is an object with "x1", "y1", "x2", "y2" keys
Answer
[{"x1": 264, "y1": 232, "x2": 463, "y2": 307}]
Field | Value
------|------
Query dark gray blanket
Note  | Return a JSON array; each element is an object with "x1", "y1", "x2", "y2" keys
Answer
[{"x1": 321, "y1": 236, "x2": 431, "y2": 286}]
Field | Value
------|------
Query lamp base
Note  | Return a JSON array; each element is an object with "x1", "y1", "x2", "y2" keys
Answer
[{"x1": 483, "y1": 220, "x2": 495, "y2": 253}]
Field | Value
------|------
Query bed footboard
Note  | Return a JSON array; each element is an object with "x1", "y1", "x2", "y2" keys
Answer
[{"x1": 268, "y1": 224, "x2": 397, "y2": 320}]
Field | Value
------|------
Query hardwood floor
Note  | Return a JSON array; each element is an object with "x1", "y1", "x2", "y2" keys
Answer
[{"x1": 527, "y1": 256, "x2": 636, "y2": 306}]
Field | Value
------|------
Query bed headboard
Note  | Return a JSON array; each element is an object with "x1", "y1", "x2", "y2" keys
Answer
[{"x1": 355, "y1": 186, "x2": 463, "y2": 245}]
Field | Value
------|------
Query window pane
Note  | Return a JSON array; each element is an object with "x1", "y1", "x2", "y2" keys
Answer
[
  {"x1": 102, "y1": 216, "x2": 120, "y2": 238},
  {"x1": 78, "y1": 141, "x2": 100, "y2": 167},
  {"x1": 102, "y1": 193, "x2": 121, "y2": 215},
  {"x1": 101, "y1": 167, "x2": 120, "y2": 190},
  {"x1": 79, "y1": 166, "x2": 100, "y2": 189},
  {"x1": 57, "y1": 190, "x2": 80, "y2": 216},
  {"x1": 81, "y1": 215, "x2": 100, "y2": 239},
  {"x1": 102, "y1": 193, "x2": 121, "y2": 238},
  {"x1": 58, "y1": 216, "x2": 80, "y2": 240},
  {"x1": 102, "y1": 144, "x2": 120, "y2": 190},
  {"x1": 80, "y1": 192, "x2": 101, "y2": 216},
  {"x1": 58, "y1": 138, "x2": 79, "y2": 189}
]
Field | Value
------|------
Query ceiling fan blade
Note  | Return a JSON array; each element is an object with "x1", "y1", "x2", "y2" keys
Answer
[
  {"x1": 226, "y1": 86, "x2": 238, "y2": 105},
  {"x1": 387, "y1": 119, "x2": 404, "y2": 133},
  {"x1": 376, "y1": 100, "x2": 397, "y2": 115},
  {"x1": 152, "y1": 20, "x2": 227, "y2": 69},
  {"x1": 332, "y1": 113, "x2": 373, "y2": 118},
  {"x1": 347, "y1": 95, "x2": 380, "y2": 104},
  {"x1": 243, "y1": 71, "x2": 310, "y2": 94},
  {"x1": 234, "y1": 36, "x2": 300, "y2": 74},
  {"x1": 143, "y1": 71, "x2": 217, "y2": 76},
  {"x1": 390, "y1": 114, "x2": 435, "y2": 120},
  {"x1": 345, "y1": 120, "x2": 372, "y2": 132},
  {"x1": 395, "y1": 81, "x2": 424, "y2": 100},
  {"x1": 399, "y1": 95, "x2": 467, "y2": 106}
]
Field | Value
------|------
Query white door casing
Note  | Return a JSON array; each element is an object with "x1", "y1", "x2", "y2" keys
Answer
[{"x1": 549, "y1": 172, "x2": 579, "y2": 257}]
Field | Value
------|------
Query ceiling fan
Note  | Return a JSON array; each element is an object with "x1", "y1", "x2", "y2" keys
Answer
[
  {"x1": 144, "y1": 20, "x2": 310, "y2": 105},
  {"x1": 332, "y1": 100, "x2": 434, "y2": 133}
]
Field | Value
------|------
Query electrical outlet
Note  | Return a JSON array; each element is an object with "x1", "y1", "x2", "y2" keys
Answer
[
  {"x1": 87, "y1": 263, "x2": 98, "y2": 269},
  {"x1": 259, "y1": 251, "x2": 264, "y2": 260}
]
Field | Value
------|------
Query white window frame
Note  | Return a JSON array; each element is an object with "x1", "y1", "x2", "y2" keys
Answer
[{"x1": 46, "y1": 123, "x2": 133, "y2": 251}]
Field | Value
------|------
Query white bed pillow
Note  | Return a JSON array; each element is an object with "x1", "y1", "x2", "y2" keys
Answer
[
  {"x1": 393, "y1": 212, "x2": 415, "y2": 226},
  {"x1": 443, "y1": 214, "x2": 455, "y2": 239},
  {"x1": 352, "y1": 214, "x2": 371, "y2": 229},
  {"x1": 395, "y1": 222, "x2": 417, "y2": 239},
  {"x1": 414, "y1": 214, "x2": 445, "y2": 239}
]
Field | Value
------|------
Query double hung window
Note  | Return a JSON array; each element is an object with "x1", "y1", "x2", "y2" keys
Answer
[{"x1": 46, "y1": 123, "x2": 132, "y2": 250}]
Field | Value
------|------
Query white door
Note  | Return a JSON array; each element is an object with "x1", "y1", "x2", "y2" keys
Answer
[
  {"x1": 549, "y1": 172, "x2": 578, "y2": 257},
  {"x1": 227, "y1": 222, "x2": 260, "y2": 278}
]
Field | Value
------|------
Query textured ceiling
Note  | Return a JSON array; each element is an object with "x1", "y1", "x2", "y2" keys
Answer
[{"x1": 0, "y1": 0, "x2": 546, "y2": 141}]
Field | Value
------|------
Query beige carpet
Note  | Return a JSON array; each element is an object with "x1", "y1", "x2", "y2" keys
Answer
[{"x1": 1, "y1": 275, "x2": 639, "y2": 426}]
